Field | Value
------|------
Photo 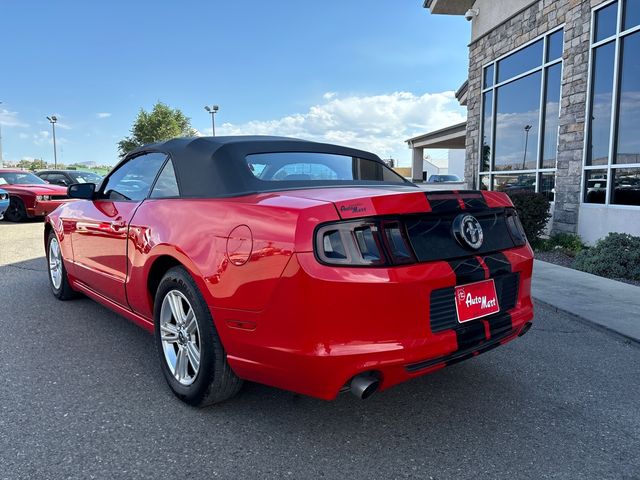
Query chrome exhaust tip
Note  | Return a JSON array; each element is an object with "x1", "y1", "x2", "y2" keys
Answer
[
  {"x1": 518, "y1": 322, "x2": 533, "y2": 337},
  {"x1": 350, "y1": 374, "x2": 380, "y2": 400}
]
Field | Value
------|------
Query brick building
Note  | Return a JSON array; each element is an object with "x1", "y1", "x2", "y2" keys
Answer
[{"x1": 424, "y1": 0, "x2": 640, "y2": 243}]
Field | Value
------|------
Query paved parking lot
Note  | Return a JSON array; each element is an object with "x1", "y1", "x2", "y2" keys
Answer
[{"x1": 1, "y1": 221, "x2": 639, "y2": 479}]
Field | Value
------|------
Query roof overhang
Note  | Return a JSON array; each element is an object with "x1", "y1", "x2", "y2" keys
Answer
[
  {"x1": 423, "y1": 0, "x2": 475, "y2": 15},
  {"x1": 455, "y1": 80, "x2": 468, "y2": 106},
  {"x1": 406, "y1": 121, "x2": 467, "y2": 149}
]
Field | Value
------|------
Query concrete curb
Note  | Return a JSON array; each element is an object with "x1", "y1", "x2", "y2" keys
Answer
[{"x1": 531, "y1": 260, "x2": 640, "y2": 344}]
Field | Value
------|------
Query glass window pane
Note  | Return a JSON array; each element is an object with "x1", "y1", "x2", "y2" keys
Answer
[
  {"x1": 587, "y1": 42, "x2": 616, "y2": 166},
  {"x1": 539, "y1": 173, "x2": 556, "y2": 202},
  {"x1": 493, "y1": 173, "x2": 536, "y2": 194},
  {"x1": 151, "y1": 159, "x2": 180, "y2": 198},
  {"x1": 541, "y1": 64, "x2": 562, "y2": 168},
  {"x1": 245, "y1": 152, "x2": 406, "y2": 183},
  {"x1": 615, "y1": 31, "x2": 640, "y2": 165},
  {"x1": 611, "y1": 167, "x2": 640, "y2": 205},
  {"x1": 483, "y1": 64, "x2": 494, "y2": 88},
  {"x1": 103, "y1": 152, "x2": 167, "y2": 201},
  {"x1": 480, "y1": 174, "x2": 490, "y2": 190},
  {"x1": 481, "y1": 91, "x2": 493, "y2": 172},
  {"x1": 547, "y1": 29, "x2": 564, "y2": 62},
  {"x1": 595, "y1": 2, "x2": 618, "y2": 42},
  {"x1": 497, "y1": 40, "x2": 543, "y2": 83},
  {"x1": 584, "y1": 169, "x2": 608, "y2": 203},
  {"x1": 494, "y1": 71, "x2": 541, "y2": 171},
  {"x1": 624, "y1": 0, "x2": 640, "y2": 31}
]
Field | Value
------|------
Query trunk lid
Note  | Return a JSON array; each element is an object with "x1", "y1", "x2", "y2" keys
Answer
[{"x1": 280, "y1": 186, "x2": 432, "y2": 218}]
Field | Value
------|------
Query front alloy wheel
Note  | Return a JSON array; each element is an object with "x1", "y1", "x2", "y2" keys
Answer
[
  {"x1": 159, "y1": 290, "x2": 201, "y2": 386},
  {"x1": 49, "y1": 236, "x2": 63, "y2": 290},
  {"x1": 5, "y1": 197, "x2": 27, "y2": 222},
  {"x1": 46, "y1": 230, "x2": 78, "y2": 300}
]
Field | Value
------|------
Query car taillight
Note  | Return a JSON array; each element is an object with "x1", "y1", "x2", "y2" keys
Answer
[
  {"x1": 505, "y1": 209, "x2": 527, "y2": 246},
  {"x1": 315, "y1": 219, "x2": 416, "y2": 267}
]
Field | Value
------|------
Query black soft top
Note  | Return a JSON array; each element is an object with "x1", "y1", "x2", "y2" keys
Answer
[{"x1": 125, "y1": 136, "x2": 413, "y2": 197}]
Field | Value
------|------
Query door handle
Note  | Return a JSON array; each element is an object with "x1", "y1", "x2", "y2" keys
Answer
[{"x1": 110, "y1": 220, "x2": 127, "y2": 231}]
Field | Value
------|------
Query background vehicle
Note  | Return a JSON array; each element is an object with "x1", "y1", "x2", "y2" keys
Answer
[
  {"x1": 44, "y1": 136, "x2": 534, "y2": 406},
  {"x1": 0, "y1": 169, "x2": 70, "y2": 222},
  {"x1": 36, "y1": 169, "x2": 103, "y2": 187},
  {"x1": 0, "y1": 189, "x2": 9, "y2": 220},
  {"x1": 427, "y1": 174, "x2": 461, "y2": 183}
]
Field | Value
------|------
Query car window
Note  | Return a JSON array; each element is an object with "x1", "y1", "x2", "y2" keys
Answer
[
  {"x1": 47, "y1": 173, "x2": 70, "y2": 185},
  {"x1": 71, "y1": 172, "x2": 102, "y2": 183},
  {"x1": 101, "y1": 153, "x2": 167, "y2": 201},
  {"x1": 150, "y1": 158, "x2": 180, "y2": 198},
  {"x1": 246, "y1": 152, "x2": 406, "y2": 183},
  {"x1": 271, "y1": 163, "x2": 339, "y2": 181}
]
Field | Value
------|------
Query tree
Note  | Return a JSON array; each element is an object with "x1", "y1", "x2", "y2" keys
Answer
[
  {"x1": 17, "y1": 158, "x2": 46, "y2": 170},
  {"x1": 118, "y1": 102, "x2": 198, "y2": 157}
]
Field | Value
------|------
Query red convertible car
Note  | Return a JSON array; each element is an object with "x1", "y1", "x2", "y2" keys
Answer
[
  {"x1": 0, "y1": 169, "x2": 70, "y2": 222},
  {"x1": 45, "y1": 136, "x2": 534, "y2": 405}
]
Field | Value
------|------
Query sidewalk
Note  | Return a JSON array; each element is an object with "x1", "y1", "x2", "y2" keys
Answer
[{"x1": 532, "y1": 260, "x2": 640, "y2": 342}]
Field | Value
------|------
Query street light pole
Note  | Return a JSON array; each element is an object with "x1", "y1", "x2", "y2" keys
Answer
[
  {"x1": 204, "y1": 105, "x2": 219, "y2": 136},
  {"x1": 522, "y1": 124, "x2": 532, "y2": 170},
  {"x1": 47, "y1": 115, "x2": 58, "y2": 168}
]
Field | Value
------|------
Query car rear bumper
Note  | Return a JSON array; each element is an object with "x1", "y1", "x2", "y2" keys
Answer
[
  {"x1": 214, "y1": 245, "x2": 535, "y2": 400},
  {"x1": 28, "y1": 199, "x2": 70, "y2": 217}
]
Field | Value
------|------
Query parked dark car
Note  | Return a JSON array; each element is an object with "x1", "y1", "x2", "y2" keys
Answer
[
  {"x1": 36, "y1": 170, "x2": 103, "y2": 187},
  {"x1": 427, "y1": 174, "x2": 461, "y2": 183}
]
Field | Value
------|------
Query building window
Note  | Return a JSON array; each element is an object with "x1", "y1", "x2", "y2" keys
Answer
[
  {"x1": 585, "y1": 0, "x2": 640, "y2": 206},
  {"x1": 479, "y1": 28, "x2": 563, "y2": 202}
]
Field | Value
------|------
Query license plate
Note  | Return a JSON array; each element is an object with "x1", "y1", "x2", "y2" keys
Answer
[{"x1": 454, "y1": 279, "x2": 500, "y2": 323}]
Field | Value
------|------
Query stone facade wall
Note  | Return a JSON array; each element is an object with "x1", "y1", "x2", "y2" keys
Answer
[{"x1": 465, "y1": 0, "x2": 607, "y2": 233}]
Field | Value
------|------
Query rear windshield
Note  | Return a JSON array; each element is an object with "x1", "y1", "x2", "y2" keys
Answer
[{"x1": 245, "y1": 152, "x2": 407, "y2": 184}]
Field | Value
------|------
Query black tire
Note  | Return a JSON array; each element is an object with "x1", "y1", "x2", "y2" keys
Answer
[
  {"x1": 46, "y1": 230, "x2": 78, "y2": 300},
  {"x1": 154, "y1": 266, "x2": 242, "y2": 406},
  {"x1": 5, "y1": 196, "x2": 27, "y2": 222}
]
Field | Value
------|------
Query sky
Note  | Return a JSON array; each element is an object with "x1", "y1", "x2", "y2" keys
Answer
[{"x1": 0, "y1": 0, "x2": 470, "y2": 167}]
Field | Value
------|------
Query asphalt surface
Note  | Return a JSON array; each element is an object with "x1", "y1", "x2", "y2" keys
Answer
[{"x1": 1, "y1": 221, "x2": 639, "y2": 480}]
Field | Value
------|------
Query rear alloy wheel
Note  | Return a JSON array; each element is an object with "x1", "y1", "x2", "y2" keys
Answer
[
  {"x1": 160, "y1": 290, "x2": 202, "y2": 386},
  {"x1": 47, "y1": 231, "x2": 78, "y2": 300},
  {"x1": 154, "y1": 266, "x2": 242, "y2": 406},
  {"x1": 5, "y1": 197, "x2": 27, "y2": 222}
]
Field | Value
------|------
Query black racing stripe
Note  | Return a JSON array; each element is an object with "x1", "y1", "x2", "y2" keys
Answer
[
  {"x1": 445, "y1": 352, "x2": 474, "y2": 367},
  {"x1": 453, "y1": 321, "x2": 486, "y2": 352},
  {"x1": 406, "y1": 325, "x2": 514, "y2": 373},
  {"x1": 488, "y1": 312, "x2": 513, "y2": 338},
  {"x1": 448, "y1": 257, "x2": 486, "y2": 284},
  {"x1": 483, "y1": 252, "x2": 513, "y2": 277},
  {"x1": 424, "y1": 192, "x2": 461, "y2": 212},
  {"x1": 459, "y1": 193, "x2": 488, "y2": 210}
]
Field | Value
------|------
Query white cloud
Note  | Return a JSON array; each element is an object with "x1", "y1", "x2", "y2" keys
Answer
[
  {"x1": 215, "y1": 91, "x2": 466, "y2": 165},
  {"x1": 0, "y1": 108, "x2": 29, "y2": 128},
  {"x1": 96, "y1": 112, "x2": 112, "y2": 119},
  {"x1": 33, "y1": 130, "x2": 67, "y2": 146},
  {"x1": 33, "y1": 130, "x2": 50, "y2": 146}
]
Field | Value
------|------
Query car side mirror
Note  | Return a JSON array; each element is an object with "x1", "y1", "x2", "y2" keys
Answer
[{"x1": 68, "y1": 183, "x2": 96, "y2": 200}]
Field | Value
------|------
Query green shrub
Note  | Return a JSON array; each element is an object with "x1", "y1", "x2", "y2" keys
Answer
[
  {"x1": 573, "y1": 233, "x2": 640, "y2": 281},
  {"x1": 536, "y1": 232, "x2": 585, "y2": 255},
  {"x1": 507, "y1": 192, "x2": 551, "y2": 245}
]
